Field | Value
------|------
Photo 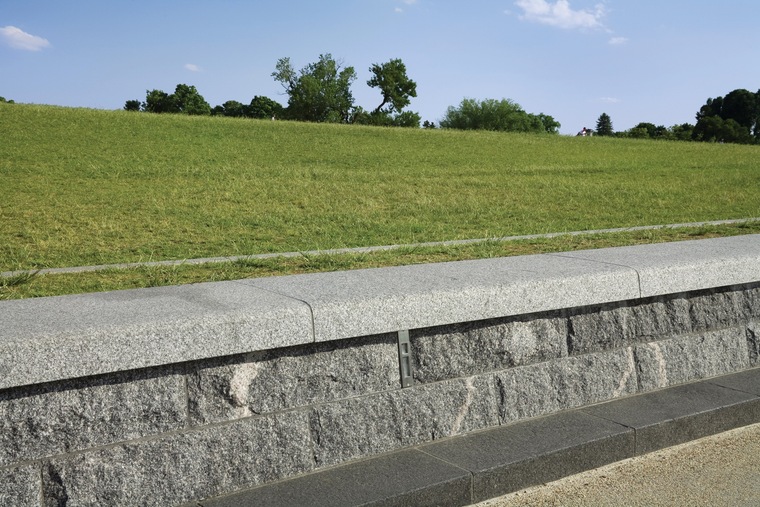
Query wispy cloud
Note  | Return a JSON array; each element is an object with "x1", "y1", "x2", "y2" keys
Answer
[
  {"x1": 599, "y1": 97, "x2": 620, "y2": 104},
  {"x1": 514, "y1": 0, "x2": 606, "y2": 30},
  {"x1": 608, "y1": 36, "x2": 628, "y2": 45},
  {"x1": 184, "y1": 63, "x2": 201, "y2": 72},
  {"x1": 395, "y1": 0, "x2": 417, "y2": 13},
  {"x1": 0, "y1": 26, "x2": 50, "y2": 51}
]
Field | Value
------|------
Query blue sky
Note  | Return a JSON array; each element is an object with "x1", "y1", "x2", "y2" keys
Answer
[{"x1": 2, "y1": 0, "x2": 759, "y2": 134}]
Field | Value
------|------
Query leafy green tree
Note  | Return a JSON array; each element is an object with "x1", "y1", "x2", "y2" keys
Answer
[
  {"x1": 595, "y1": 113, "x2": 614, "y2": 136},
  {"x1": 439, "y1": 98, "x2": 550, "y2": 133},
  {"x1": 144, "y1": 89, "x2": 176, "y2": 113},
  {"x1": 0, "y1": 96, "x2": 15, "y2": 104},
  {"x1": 367, "y1": 58, "x2": 417, "y2": 115},
  {"x1": 247, "y1": 95, "x2": 284, "y2": 119},
  {"x1": 669, "y1": 123, "x2": 694, "y2": 141},
  {"x1": 172, "y1": 84, "x2": 211, "y2": 115},
  {"x1": 272, "y1": 54, "x2": 357, "y2": 123},
  {"x1": 537, "y1": 113, "x2": 561, "y2": 134},
  {"x1": 124, "y1": 100, "x2": 141, "y2": 112},
  {"x1": 218, "y1": 100, "x2": 245, "y2": 117},
  {"x1": 694, "y1": 89, "x2": 759, "y2": 144}
]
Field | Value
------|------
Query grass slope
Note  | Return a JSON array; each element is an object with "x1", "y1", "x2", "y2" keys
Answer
[{"x1": 2, "y1": 103, "x2": 760, "y2": 297}]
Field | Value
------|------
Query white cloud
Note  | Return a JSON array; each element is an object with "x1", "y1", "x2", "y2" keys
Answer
[
  {"x1": 184, "y1": 63, "x2": 201, "y2": 72},
  {"x1": 0, "y1": 26, "x2": 50, "y2": 51},
  {"x1": 514, "y1": 0, "x2": 606, "y2": 30},
  {"x1": 599, "y1": 97, "x2": 620, "y2": 104},
  {"x1": 609, "y1": 36, "x2": 628, "y2": 45}
]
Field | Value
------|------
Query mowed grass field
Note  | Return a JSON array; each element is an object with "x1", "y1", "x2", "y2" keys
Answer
[{"x1": 2, "y1": 103, "x2": 760, "y2": 298}]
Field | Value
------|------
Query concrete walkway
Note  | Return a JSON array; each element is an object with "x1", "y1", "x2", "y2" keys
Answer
[{"x1": 475, "y1": 422, "x2": 760, "y2": 507}]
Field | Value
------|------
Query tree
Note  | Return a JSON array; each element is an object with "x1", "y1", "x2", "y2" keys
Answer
[
  {"x1": 124, "y1": 100, "x2": 141, "y2": 112},
  {"x1": 595, "y1": 113, "x2": 614, "y2": 136},
  {"x1": 694, "y1": 89, "x2": 759, "y2": 144},
  {"x1": 143, "y1": 89, "x2": 176, "y2": 113},
  {"x1": 172, "y1": 84, "x2": 211, "y2": 115},
  {"x1": 439, "y1": 98, "x2": 552, "y2": 134},
  {"x1": 367, "y1": 58, "x2": 417, "y2": 115},
  {"x1": 537, "y1": 113, "x2": 561, "y2": 134},
  {"x1": 218, "y1": 100, "x2": 245, "y2": 117},
  {"x1": 272, "y1": 54, "x2": 357, "y2": 123},
  {"x1": 247, "y1": 96, "x2": 284, "y2": 119},
  {"x1": 0, "y1": 96, "x2": 15, "y2": 104}
]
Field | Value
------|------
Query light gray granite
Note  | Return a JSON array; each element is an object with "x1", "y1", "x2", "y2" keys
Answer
[
  {"x1": 0, "y1": 465, "x2": 39, "y2": 507},
  {"x1": 188, "y1": 334, "x2": 398, "y2": 425},
  {"x1": 244, "y1": 253, "x2": 639, "y2": 342},
  {"x1": 554, "y1": 234, "x2": 760, "y2": 298},
  {"x1": 0, "y1": 281, "x2": 314, "y2": 389},
  {"x1": 496, "y1": 347, "x2": 639, "y2": 423},
  {"x1": 0, "y1": 371, "x2": 186, "y2": 468},
  {"x1": 42, "y1": 411, "x2": 313, "y2": 507},
  {"x1": 413, "y1": 317, "x2": 568, "y2": 383},
  {"x1": 309, "y1": 375, "x2": 498, "y2": 467},
  {"x1": 634, "y1": 328, "x2": 750, "y2": 390}
]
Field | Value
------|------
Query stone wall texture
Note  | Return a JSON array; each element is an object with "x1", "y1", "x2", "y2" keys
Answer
[{"x1": 1, "y1": 283, "x2": 758, "y2": 506}]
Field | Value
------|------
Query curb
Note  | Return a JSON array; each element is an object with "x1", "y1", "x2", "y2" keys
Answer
[{"x1": 188, "y1": 367, "x2": 760, "y2": 507}]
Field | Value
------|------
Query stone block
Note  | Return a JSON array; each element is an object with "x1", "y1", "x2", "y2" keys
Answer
[
  {"x1": 0, "y1": 371, "x2": 186, "y2": 467},
  {"x1": 634, "y1": 328, "x2": 750, "y2": 391},
  {"x1": 310, "y1": 375, "x2": 498, "y2": 467},
  {"x1": 42, "y1": 411, "x2": 313, "y2": 507},
  {"x1": 582, "y1": 380, "x2": 760, "y2": 455},
  {"x1": 557, "y1": 234, "x2": 760, "y2": 297},
  {"x1": 0, "y1": 281, "x2": 314, "y2": 389},
  {"x1": 748, "y1": 321, "x2": 760, "y2": 366},
  {"x1": 688, "y1": 288, "x2": 757, "y2": 332},
  {"x1": 199, "y1": 448, "x2": 472, "y2": 507},
  {"x1": 0, "y1": 465, "x2": 39, "y2": 507},
  {"x1": 496, "y1": 347, "x2": 638, "y2": 423},
  {"x1": 188, "y1": 334, "x2": 398, "y2": 425},
  {"x1": 568, "y1": 298, "x2": 692, "y2": 354},
  {"x1": 413, "y1": 317, "x2": 567, "y2": 383},
  {"x1": 244, "y1": 253, "x2": 639, "y2": 342}
]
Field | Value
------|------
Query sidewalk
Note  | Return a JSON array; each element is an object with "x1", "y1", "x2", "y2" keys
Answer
[{"x1": 476, "y1": 422, "x2": 760, "y2": 507}]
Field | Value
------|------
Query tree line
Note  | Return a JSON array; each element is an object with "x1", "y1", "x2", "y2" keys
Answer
[
  {"x1": 589, "y1": 89, "x2": 759, "y2": 144},
  {"x1": 120, "y1": 54, "x2": 757, "y2": 144},
  {"x1": 122, "y1": 54, "x2": 556, "y2": 133}
]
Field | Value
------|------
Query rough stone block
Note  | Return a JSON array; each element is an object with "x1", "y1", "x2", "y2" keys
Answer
[
  {"x1": 413, "y1": 317, "x2": 567, "y2": 383},
  {"x1": 496, "y1": 347, "x2": 638, "y2": 423},
  {"x1": 188, "y1": 334, "x2": 398, "y2": 425},
  {"x1": 0, "y1": 371, "x2": 186, "y2": 467},
  {"x1": 689, "y1": 288, "x2": 759, "y2": 332},
  {"x1": 310, "y1": 375, "x2": 498, "y2": 467},
  {"x1": 568, "y1": 298, "x2": 692, "y2": 354},
  {"x1": 634, "y1": 328, "x2": 750, "y2": 391},
  {"x1": 0, "y1": 465, "x2": 39, "y2": 507},
  {"x1": 42, "y1": 411, "x2": 313, "y2": 507},
  {"x1": 748, "y1": 321, "x2": 760, "y2": 366}
]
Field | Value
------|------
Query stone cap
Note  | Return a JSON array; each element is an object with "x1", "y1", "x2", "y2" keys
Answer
[{"x1": 2, "y1": 234, "x2": 759, "y2": 389}]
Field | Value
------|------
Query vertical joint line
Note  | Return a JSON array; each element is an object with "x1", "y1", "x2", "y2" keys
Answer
[{"x1": 397, "y1": 330, "x2": 414, "y2": 388}]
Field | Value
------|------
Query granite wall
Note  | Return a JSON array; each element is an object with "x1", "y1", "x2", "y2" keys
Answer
[{"x1": 2, "y1": 283, "x2": 759, "y2": 506}]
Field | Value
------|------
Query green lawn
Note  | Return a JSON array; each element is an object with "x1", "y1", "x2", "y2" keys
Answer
[{"x1": 2, "y1": 103, "x2": 759, "y2": 298}]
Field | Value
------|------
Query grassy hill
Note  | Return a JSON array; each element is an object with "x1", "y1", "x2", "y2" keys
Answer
[{"x1": 2, "y1": 103, "x2": 760, "y2": 297}]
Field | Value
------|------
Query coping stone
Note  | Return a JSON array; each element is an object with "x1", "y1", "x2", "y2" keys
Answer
[
  {"x1": 0, "y1": 281, "x2": 314, "y2": 389},
  {"x1": 243, "y1": 253, "x2": 639, "y2": 342},
  {"x1": 194, "y1": 448, "x2": 472, "y2": 507},
  {"x1": 581, "y1": 376, "x2": 760, "y2": 454},
  {"x1": 554, "y1": 234, "x2": 760, "y2": 298}
]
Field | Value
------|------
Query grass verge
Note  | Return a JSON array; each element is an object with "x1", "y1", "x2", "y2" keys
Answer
[{"x1": 2, "y1": 221, "x2": 759, "y2": 300}]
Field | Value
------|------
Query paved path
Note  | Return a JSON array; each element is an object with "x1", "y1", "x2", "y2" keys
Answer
[{"x1": 474, "y1": 422, "x2": 760, "y2": 507}]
